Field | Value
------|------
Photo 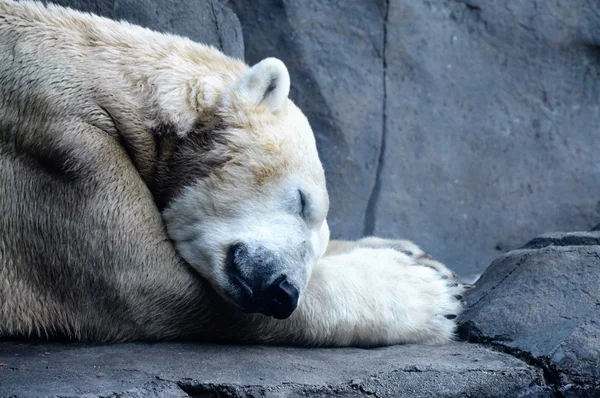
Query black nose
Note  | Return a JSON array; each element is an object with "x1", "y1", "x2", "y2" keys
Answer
[{"x1": 264, "y1": 276, "x2": 299, "y2": 319}]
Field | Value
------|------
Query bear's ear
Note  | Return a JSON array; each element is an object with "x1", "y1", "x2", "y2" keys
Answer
[{"x1": 236, "y1": 58, "x2": 290, "y2": 112}]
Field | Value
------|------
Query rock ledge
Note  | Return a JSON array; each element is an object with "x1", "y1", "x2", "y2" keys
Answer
[{"x1": 0, "y1": 341, "x2": 546, "y2": 397}]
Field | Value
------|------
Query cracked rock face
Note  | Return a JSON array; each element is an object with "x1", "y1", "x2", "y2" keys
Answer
[
  {"x1": 48, "y1": 0, "x2": 244, "y2": 59},
  {"x1": 230, "y1": 0, "x2": 600, "y2": 280},
  {"x1": 460, "y1": 231, "x2": 600, "y2": 396},
  {"x1": 0, "y1": 341, "x2": 548, "y2": 397}
]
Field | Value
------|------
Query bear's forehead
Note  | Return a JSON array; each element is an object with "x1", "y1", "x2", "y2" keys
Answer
[
  {"x1": 221, "y1": 133, "x2": 312, "y2": 188},
  {"x1": 220, "y1": 103, "x2": 322, "y2": 185}
]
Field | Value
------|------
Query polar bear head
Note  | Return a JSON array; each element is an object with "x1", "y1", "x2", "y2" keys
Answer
[{"x1": 161, "y1": 58, "x2": 330, "y2": 319}]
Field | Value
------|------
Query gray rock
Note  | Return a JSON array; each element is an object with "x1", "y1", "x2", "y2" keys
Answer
[
  {"x1": 520, "y1": 231, "x2": 600, "y2": 250},
  {"x1": 0, "y1": 341, "x2": 548, "y2": 397},
  {"x1": 230, "y1": 0, "x2": 600, "y2": 280},
  {"x1": 228, "y1": 0, "x2": 385, "y2": 240},
  {"x1": 47, "y1": 0, "x2": 244, "y2": 59},
  {"x1": 376, "y1": 0, "x2": 600, "y2": 279},
  {"x1": 460, "y1": 234, "x2": 600, "y2": 395}
]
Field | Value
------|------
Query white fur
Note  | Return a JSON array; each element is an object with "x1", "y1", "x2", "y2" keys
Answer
[
  {"x1": 289, "y1": 248, "x2": 465, "y2": 346},
  {"x1": 234, "y1": 58, "x2": 291, "y2": 112},
  {"x1": 164, "y1": 183, "x2": 328, "y2": 302},
  {"x1": 162, "y1": 56, "x2": 331, "y2": 309}
]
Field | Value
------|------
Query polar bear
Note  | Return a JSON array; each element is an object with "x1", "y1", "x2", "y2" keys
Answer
[{"x1": 0, "y1": 1, "x2": 467, "y2": 346}]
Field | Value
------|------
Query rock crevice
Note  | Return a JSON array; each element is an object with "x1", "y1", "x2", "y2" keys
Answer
[{"x1": 363, "y1": 0, "x2": 390, "y2": 237}]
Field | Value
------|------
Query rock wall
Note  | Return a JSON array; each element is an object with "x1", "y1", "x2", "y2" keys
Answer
[{"x1": 229, "y1": 0, "x2": 600, "y2": 279}]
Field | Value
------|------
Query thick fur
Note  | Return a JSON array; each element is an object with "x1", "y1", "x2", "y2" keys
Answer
[{"x1": 0, "y1": 1, "x2": 467, "y2": 346}]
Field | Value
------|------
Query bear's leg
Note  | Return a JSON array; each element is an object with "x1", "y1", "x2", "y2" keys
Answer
[{"x1": 325, "y1": 238, "x2": 456, "y2": 279}]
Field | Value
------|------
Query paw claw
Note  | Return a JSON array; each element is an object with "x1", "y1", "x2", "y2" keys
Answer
[
  {"x1": 453, "y1": 294, "x2": 463, "y2": 300},
  {"x1": 443, "y1": 314, "x2": 457, "y2": 319}
]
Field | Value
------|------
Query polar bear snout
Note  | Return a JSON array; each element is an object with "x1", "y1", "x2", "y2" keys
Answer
[
  {"x1": 261, "y1": 275, "x2": 299, "y2": 319},
  {"x1": 225, "y1": 243, "x2": 301, "y2": 319}
]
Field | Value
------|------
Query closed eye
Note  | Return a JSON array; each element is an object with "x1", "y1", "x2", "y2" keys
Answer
[{"x1": 298, "y1": 189, "x2": 307, "y2": 219}]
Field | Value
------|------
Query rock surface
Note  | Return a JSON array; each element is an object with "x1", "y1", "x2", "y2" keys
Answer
[
  {"x1": 230, "y1": 0, "x2": 600, "y2": 279},
  {"x1": 0, "y1": 341, "x2": 548, "y2": 397},
  {"x1": 47, "y1": 0, "x2": 244, "y2": 59},
  {"x1": 460, "y1": 231, "x2": 600, "y2": 396},
  {"x1": 520, "y1": 231, "x2": 600, "y2": 250}
]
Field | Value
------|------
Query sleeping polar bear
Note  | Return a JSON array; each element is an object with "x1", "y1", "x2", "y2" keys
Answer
[{"x1": 0, "y1": 0, "x2": 468, "y2": 346}]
